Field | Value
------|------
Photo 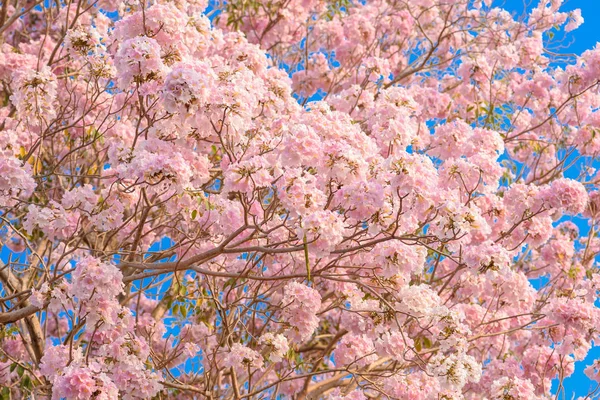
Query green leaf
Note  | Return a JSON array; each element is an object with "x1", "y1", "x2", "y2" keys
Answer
[
  {"x1": 223, "y1": 278, "x2": 236, "y2": 289},
  {"x1": 1, "y1": 386, "x2": 10, "y2": 400},
  {"x1": 21, "y1": 375, "x2": 32, "y2": 390},
  {"x1": 414, "y1": 337, "x2": 422, "y2": 352},
  {"x1": 422, "y1": 337, "x2": 432, "y2": 349},
  {"x1": 586, "y1": 270, "x2": 594, "y2": 280},
  {"x1": 16, "y1": 365, "x2": 24, "y2": 378},
  {"x1": 191, "y1": 209, "x2": 198, "y2": 220},
  {"x1": 303, "y1": 234, "x2": 311, "y2": 282}
]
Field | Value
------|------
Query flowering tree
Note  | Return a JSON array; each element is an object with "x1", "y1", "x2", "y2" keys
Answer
[{"x1": 1, "y1": 0, "x2": 600, "y2": 398}]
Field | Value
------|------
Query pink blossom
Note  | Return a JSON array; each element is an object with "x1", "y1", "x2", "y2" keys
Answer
[
  {"x1": 223, "y1": 343, "x2": 263, "y2": 370},
  {"x1": 333, "y1": 334, "x2": 377, "y2": 368},
  {"x1": 538, "y1": 178, "x2": 589, "y2": 215},
  {"x1": 281, "y1": 282, "x2": 322, "y2": 342},
  {"x1": 300, "y1": 210, "x2": 345, "y2": 256},
  {"x1": 40, "y1": 345, "x2": 73, "y2": 378},
  {"x1": 71, "y1": 256, "x2": 124, "y2": 301},
  {"x1": 585, "y1": 360, "x2": 600, "y2": 382},
  {"x1": 9, "y1": 66, "x2": 57, "y2": 125},
  {"x1": 489, "y1": 377, "x2": 541, "y2": 400},
  {"x1": 259, "y1": 333, "x2": 289, "y2": 363},
  {"x1": 114, "y1": 36, "x2": 165, "y2": 90},
  {"x1": 0, "y1": 152, "x2": 36, "y2": 204},
  {"x1": 52, "y1": 366, "x2": 98, "y2": 400},
  {"x1": 565, "y1": 9, "x2": 584, "y2": 32}
]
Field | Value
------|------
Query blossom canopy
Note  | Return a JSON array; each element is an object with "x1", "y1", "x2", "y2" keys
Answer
[{"x1": 0, "y1": 0, "x2": 600, "y2": 399}]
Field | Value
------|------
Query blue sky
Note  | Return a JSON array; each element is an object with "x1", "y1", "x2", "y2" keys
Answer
[
  {"x1": 503, "y1": 0, "x2": 600, "y2": 53},
  {"x1": 498, "y1": 0, "x2": 600, "y2": 64},
  {"x1": 555, "y1": 0, "x2": 600, "y2": 52}
]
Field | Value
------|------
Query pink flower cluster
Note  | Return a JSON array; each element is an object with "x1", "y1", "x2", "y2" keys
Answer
[{"x1": 281, "y1": 282, "x2": 322, "y2": 342}]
